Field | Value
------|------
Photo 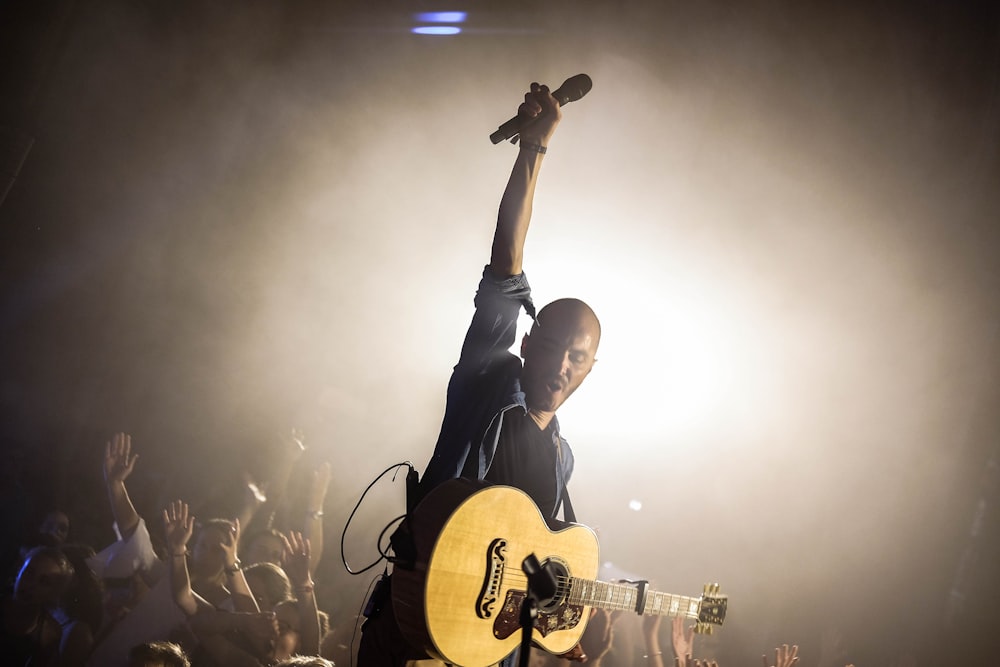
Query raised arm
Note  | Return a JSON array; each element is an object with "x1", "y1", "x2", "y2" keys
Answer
[
  {"x1": 245, "y1": 429, "x2": 306, "y2": 534},
  {"x1": 221, "y1": 517, "x2": 260, "y2": 613},
  {"x1": 303, "y1": 461, "x2": 330, "y2": 576},
  {"x1": 489, "y1": 82, "x2": 563, "y2": 278},
  {"x1": 283, "y1": 531, "x2": 320, "y2": 657},
  {"x1": 103, "y1": 432, "x2": 140, "y2": 538},
  {"x1": 163, "y1": 499, "x2": 202, "y2": 617}
]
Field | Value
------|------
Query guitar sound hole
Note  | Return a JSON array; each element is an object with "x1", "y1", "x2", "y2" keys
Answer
[{"x1": 536, "y1": 559, "x2": 569, "y2": 612}]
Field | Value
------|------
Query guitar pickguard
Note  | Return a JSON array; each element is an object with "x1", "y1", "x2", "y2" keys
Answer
[
  {"x1": 493, "y1": 590, "x2": 586, "y2": 640},
  {"x1": 476, "y1": 538, "x2": 507, "y2": 619}
]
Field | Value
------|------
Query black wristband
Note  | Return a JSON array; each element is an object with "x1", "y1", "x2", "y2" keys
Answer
[{"x1": 519, "y1": 141, "x2": 547, "y2": 154}]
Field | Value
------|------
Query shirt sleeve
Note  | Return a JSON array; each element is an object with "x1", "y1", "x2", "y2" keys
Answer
[
  {"x1": 455, "y1": 267, "x2": 534, "y2": 374},
  {"x1": 85, "y1": 517, "x2": 160, "y2": 580}
]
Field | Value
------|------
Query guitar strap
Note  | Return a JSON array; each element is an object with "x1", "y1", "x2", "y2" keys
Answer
[{"x1": 559, "y1": 484, "x2": 577, "y2": 523}]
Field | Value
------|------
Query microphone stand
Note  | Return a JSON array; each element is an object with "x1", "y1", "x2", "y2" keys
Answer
[{"x1": 518, "y1": 553, "x2": 557, "y2": 667}]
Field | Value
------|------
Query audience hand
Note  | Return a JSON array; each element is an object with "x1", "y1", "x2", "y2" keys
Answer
[
  {"x1": 281, "y1": 428, "x2": 306, "y2": 459},
  {"x1": 104, "y1": 432, "x2": 138, "y2": 484},
  {"x1": 243, "y1": 471, "x2": 268, "y2": 508},
  {"x1": 671, "y1": 617, "x2": 695, "y2": 663},
  {"x1": 282, "y1": 531, "x2": 312, "y2": 588},
  {"x1": 762, "y1": 644, "x2": 799, "y2": 667},
  {"x1": 579, "y1": 608, "x2": 620, "y2": 664},
  {"x1": 163, "y1": 500, "x2": 194, "y2": 556},
  {"x1": 220, "y1": 517, "x2": 242, "y2": 571}
]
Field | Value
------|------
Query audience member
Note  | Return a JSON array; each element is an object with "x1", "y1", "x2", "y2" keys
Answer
[
  {"x1": 128, "y1": 640, "x2": 192, "y2": 667},
  {"x1": 1, "y1": 545, "x2": 74, "y2": 664}
]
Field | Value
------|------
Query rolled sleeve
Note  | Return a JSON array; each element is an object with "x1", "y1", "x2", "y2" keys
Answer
[{"x1": 456, "y1": 268, "x2": 535, "y2": 372}]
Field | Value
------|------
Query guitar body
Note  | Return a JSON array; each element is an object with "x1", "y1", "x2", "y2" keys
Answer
[{"x1": 392, "y1": 478, "x2": 599, "y2": 667}]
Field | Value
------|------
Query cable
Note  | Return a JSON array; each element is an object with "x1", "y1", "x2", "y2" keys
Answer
[
  {"x1": 348, "y1": 569, "x2": 385, "y2": 667},
  {"x1": 341, "y1": 462, "x2": 414, "y2": 575}
]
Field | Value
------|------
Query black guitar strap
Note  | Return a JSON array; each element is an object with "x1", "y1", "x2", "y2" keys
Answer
[{"x1": 560, "y1": 484, "x2": 577, "y2": 523}]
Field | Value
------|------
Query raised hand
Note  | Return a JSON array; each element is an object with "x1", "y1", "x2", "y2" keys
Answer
[
  {"x1": 281, "y1": 428, "x2": 306, "y2": 459},
  {"x1": 282, "y1": 531, "x2": 312, "y2": 589},
  {"x1": 162, "y1": 500, "x2": 195, "y2": 556},
  {"x1": 671, "y1": 617, "x2": 695, "y2": 664},
  {"x1": 579, "y1": 608, "x2": 620, "y2": 664},
  {"x1": 220, "y1": 517, "x2": 242, "y2": 572},
  {"x1": 763, "y1": 644, "x2": 799, "y2": 667},
  {"x1": 104, "y1": 432, "x2": 138, "y2": 484},
  {"x1": 243, "y1": 471, "x2": 268, "y2": 508}
]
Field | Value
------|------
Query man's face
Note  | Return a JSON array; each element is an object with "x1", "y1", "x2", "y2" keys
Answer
[{"x1": 521, "y1": 305, "x2": 599, "y2": 413}]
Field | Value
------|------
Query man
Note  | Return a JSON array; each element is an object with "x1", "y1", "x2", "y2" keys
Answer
[{"x1": 358, "y1": 81, "x2": 601, "y2": 667}]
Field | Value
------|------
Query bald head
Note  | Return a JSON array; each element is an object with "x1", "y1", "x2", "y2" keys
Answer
[
  {"x1": 521, "y1": 298, "x2": 601, "y2": 414},
  {"x1": 532, "y1": 298, "x2": 601, "y2": 349}
]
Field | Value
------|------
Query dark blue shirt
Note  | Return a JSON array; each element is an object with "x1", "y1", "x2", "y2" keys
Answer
[{"x1": 418, "y1": 267, "x2": 575, "y2": 520}]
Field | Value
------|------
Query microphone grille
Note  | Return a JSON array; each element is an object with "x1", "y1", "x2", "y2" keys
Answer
[{"x1": 554, "y1": 73, "x2": 593, "y2": 105}]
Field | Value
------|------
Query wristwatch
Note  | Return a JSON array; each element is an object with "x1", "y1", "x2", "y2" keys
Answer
[{"x1": 224, "y1": 559, "x2": 242, "y2": 576}]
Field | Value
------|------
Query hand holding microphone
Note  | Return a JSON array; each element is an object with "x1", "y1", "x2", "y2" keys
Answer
[{"x1": 490, "y1": 74, "x2": 593, "y2": 145}]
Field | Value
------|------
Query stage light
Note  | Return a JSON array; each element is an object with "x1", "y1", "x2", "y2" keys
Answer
[
  {"x1": 411, "y1": 26, "x2": 462, "y2": 35},
  {"x1": 414, "y1": 12, "x2": 467, "y2": 23}
]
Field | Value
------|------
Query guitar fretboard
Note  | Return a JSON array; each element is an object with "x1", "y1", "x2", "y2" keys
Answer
[{"x1": 567, "y1": 578, "x2": 702, "y2": 618}]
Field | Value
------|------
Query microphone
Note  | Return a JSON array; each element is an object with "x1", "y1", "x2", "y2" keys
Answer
[
  {"x1": 489, "y1": 74, "x2": 593, "y2": 145},
  {"x1": 521, "y1": 553, "x2": 557, "y2": 602}
]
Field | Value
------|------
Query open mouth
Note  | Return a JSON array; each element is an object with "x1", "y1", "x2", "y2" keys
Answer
[{"x1": 546, "y1": 379, "x2": 565, "y2": 393}]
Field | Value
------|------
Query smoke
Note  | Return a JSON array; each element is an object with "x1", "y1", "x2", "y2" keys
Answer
[{"x1": 2, "y1": 0, "x2": 998, "y2": 662}]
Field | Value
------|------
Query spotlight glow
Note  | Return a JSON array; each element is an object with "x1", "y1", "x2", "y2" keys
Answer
[
  {"x1": 411, "y1": 26, "x2": 462, "y2": 35},
  {"x1": 414, "y1": 12, "x2": 468, "y2": 23}
]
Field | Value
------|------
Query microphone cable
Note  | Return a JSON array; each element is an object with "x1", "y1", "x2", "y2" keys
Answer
[{"x1": 340, "y1": 461, "x2": 414, "y2": 576}]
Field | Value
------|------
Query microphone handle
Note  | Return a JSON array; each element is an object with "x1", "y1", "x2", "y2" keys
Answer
[{"x1": 489, "y1": 88, "x2": 577, "y2": 145}]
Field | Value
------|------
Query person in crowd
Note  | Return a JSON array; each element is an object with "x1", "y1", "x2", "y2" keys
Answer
[
  {"x1": 273, "y1": 656, "x2": 335, "y2": 667},
  {"x1": 242, "y1": 528, "x2": 287, "y2": 570},
  {"x1": 164, "y1": 499, "x2": 321, "y2": 666},
  {"x1": 243, "y1": 561, "x2": 293, "y2": 612},
  {"x1": 238, "y1": 434, "x2": 331, "y2": 581},
  {"x1": 127, "y1": 640, "x2": 191, "y2": 667},
  {"x1": 51, "y1": 542, "x2": 105, "y2": 664},
  {"x1": 27, "y1": 510, "x2": 72, "y2": 550},
  {"x1": 85, "y1": 435, "x2": 189, "y2": 667},
  {"x1": 1, "y1": 545, "x2": 75, "y2": 664}
]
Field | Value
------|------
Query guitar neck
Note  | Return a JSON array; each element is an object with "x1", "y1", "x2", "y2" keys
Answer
[{"x1": 567, "y1": 578, "x2": 702, "y2": 619}]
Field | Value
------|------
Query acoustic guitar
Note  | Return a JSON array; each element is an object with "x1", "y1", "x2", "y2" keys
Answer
[{"x1": 391, "y1": 478, "x2": 727, "y2": 667}]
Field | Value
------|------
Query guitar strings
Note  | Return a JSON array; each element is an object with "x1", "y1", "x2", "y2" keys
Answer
[{"x1": 497, "y1": 572, "x2": 702, "y2": 614}]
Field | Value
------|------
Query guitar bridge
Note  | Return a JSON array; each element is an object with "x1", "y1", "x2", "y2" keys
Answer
[{"x1": 475, "y1": 538, "x2": 507, "y2": 619}]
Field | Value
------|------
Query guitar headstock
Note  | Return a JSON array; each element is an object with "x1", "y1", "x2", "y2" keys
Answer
[{"x1": 694, "y1": 583, "x2": 727, "y2": 635}]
